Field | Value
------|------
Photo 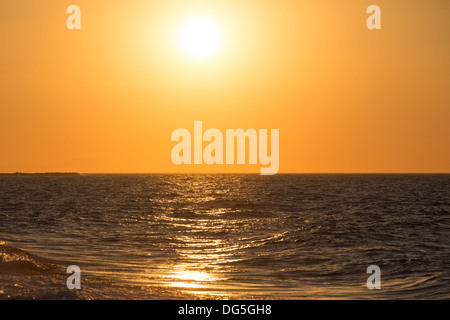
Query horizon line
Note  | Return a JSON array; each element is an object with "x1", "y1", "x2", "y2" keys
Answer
[{"x1": 2, "y1": 172, "x2": 450, "y2": 175}]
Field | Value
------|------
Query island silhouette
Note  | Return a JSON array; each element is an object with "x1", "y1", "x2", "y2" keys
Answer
[{"x1": 0, "y1": 172, "x2": 79, "y2": 176}]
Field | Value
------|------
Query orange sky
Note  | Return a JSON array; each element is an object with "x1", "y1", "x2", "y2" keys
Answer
[{"x1": 1, "y1": 0, "x2": 449, "y2": 173}]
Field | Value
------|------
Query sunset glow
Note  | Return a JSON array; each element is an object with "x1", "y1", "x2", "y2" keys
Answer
[
  {"x1": 0, "y1": 0, "x2": 449, "y2": 174},
  {"x1": 0, "y1": 0, "x2": 449, "y2": 303}
]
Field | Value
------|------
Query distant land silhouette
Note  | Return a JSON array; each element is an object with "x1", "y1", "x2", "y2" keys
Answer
[{"x1": 0, "y1": 172, "x2": 79, "y2": 176}]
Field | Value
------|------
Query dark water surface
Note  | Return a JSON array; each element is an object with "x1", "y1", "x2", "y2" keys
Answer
[{"x1": 0, "y1": 174, "x2": 449, "y2": 299}]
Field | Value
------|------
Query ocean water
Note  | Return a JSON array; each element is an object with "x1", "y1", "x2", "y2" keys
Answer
[{"x1": 0, "y1": 174, "x2": 449, "y2": 300}]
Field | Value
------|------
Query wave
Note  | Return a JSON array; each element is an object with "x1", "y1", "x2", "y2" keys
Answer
[
  {"x1": 0, "y1": 241, "x2": 55, "y2": 275},
  {"x1": 0, "y1": 241, "x2": 74, "y2": 300},
  {"x1": 0, "y1": 241, "x2": 195, "y2": 300}
]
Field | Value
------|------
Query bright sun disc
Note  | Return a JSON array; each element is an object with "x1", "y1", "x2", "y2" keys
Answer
[{"x1": 178, "y1": 17, "x2": 222, "y2": 60}]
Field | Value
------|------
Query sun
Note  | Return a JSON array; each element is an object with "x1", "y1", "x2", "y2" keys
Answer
[{"x1": 178, "y1": 17, "x2": 223, "y2": 60}]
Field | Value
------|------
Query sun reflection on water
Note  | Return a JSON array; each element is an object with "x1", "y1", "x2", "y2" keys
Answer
[
  {"x1": 162, "y1": 267, "x2": 230, "y2": 298},
  {"x1": 168, "y1": 270, "x2": 214, "y2": 288}
]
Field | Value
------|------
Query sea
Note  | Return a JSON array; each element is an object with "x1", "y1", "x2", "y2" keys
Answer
[{"x1": 0, "y1": 174, "x2": 449, "y2": 299}]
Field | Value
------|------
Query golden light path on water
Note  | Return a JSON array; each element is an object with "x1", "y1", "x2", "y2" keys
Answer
[
  {"x1": 143, "y1": 196, "x2": 294, "y2": 299},
  {"x1": 161, "y1": 231, "x2": 235, "y2": 298},
  {"x1": 146, "y1": 209, "x2": 241, "y2": 298}
]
